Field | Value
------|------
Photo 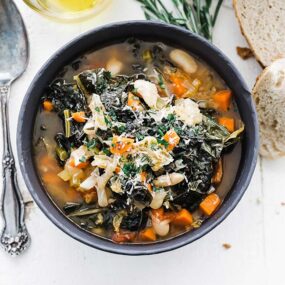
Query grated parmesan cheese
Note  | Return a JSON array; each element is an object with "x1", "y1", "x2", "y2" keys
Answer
[{"x1": 174, "y1": 98, "x2": 202, "y2": 126}]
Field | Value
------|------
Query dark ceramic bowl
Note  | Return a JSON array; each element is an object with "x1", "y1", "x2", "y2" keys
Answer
[{"x1": 18, "y1": 21, "x2": 258, "y2": 255}]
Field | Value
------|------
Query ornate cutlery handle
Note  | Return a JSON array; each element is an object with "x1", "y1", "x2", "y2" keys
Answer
[{"x1": 0, "y1": 84, "x2": 30, "y2": 256}]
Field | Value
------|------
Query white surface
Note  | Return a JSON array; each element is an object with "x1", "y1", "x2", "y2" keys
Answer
[{"x1": 1, "y1": 1, "x2": 285, "y2": 284}]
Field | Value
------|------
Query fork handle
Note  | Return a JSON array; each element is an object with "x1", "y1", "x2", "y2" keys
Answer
[{"x1": 0, "y1": 84, "x2": 30, "y2": 256}]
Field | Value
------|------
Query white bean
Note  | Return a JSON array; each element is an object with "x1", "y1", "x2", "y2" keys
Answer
[
  {"x1": 170, "y1": 49, "x2": 198, "y2": 74},
  {"x1": 150, "y1": 191, "x2": 167, "y2": 209},
  {"x1": 154, "y1": 173, "x2": 185, "y2": 187},
  {"x1": 152, "y1": 218, "x2": 170, "y2": 237},
  {"x1": 106, "y1": 58, "x2": 123, "y2": 75}
]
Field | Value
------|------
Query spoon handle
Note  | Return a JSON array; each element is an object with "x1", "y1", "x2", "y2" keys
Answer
[{"x1": 0, "y1": 84, "x2": 30, "y2": 256}]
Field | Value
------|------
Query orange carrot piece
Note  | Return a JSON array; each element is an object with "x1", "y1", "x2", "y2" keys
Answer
[
  {"x1": 115, "y1": 166, "x2": 121, "y2": 174},
  {"x1": 212, "y1": 159, "x2": 223, "y2": 185},
  {"x1": 112, "y1": 232, "x2": 136, "y2": 243},
  {"x1": 140, "y1": 172, "x2": 153, "y2": 192},
  {"x1": 218, "y1": 117, "x2": 235, "y2": 133},
  {"x1": 169, "y1": 74, "x2": 188, "y2": 97},
  {"x1": 146, "y1": 184, "x2": 153, "y2": 192},
  {"x1": 172, "y1": 209, "x2": 193, "y2": 226},
  {"x1": 212, "y1": 90, "x2": 232, "y2": 112},
  {"x1": 163, "y1": 129, "x2": 180, "y2": 151},
  {"x1": 110, "y1": 136, "x2": 134, "y2": 155},
  {"x1": 43, "y1": 100, "x2": 53, "y2": 112},
  {"x1": 200, "y1": 193, "x2": 221, "y2": 216},
  {"x1": 127, "y1": 92, "x2": 144, "y2": 111},
  {"x1": 140, "y1": 171, "x2": 147, "y2": 183},
  {"x1": 151, "y1": 208, "x2": 175, "y2": 221},
  {"x1": 72, "y1": 111, "x2": 86, "y2": 123},
  {"x1": 69, "y1": 158, "x2": 89, "y2": 169},
  {"x1": 139, "y1": 227, "x2": 157, "y2": 242}
]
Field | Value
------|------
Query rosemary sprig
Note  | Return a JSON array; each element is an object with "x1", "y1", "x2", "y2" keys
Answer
[{"x1": 136, "y1": 0, "x2": 224, "y2": 41}]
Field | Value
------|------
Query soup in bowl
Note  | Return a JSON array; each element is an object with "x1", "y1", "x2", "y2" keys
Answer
[{"x1": 18, "y1": 21, "x2": 258, "y2": 255}]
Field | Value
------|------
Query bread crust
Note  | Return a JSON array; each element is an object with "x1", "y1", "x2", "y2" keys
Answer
[
  {"x1": 233, "y1": 0, "x2": 265, "y2": 67},
  {"x1": 252, "y1": 58, "x2": 285, "y2": 159},
  {"x1": 233, "y1": 0, "x2": 285, "y2": 67}
]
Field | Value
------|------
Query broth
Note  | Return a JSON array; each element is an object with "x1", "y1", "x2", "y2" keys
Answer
[{"x1": 33, "y1": 40, "x2": 242, "y2": 243}]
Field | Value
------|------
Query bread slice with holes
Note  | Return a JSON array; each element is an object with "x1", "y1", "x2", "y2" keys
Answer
[
  {"x1": 233, "y1": 0, "x2": 285, "y2": 67},
  {"x1": 252, "y1": 58, "x2": 285, "y2": 159}
]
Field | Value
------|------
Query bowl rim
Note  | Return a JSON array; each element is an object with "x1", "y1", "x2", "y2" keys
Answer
[{"x1": 17, "y1": 20, "x2": 259, "y2": 255}]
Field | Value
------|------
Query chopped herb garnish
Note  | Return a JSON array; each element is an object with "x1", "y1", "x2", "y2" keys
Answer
[
  {"x1": 136, "y1": 133, "x2": 145, "y2": 140},
  {"x1": 167, "y1": 113, "x2": 175, "y2": 122},
  {"x1": 79, "y1": 156, "x2": 87, "y2": 163},
  {"x1": 104, "y1": 116, "x2": 112, "y2": 127},
  {"x1": 158, "y1": 74, "x2": 165, "y2": 89},
  {"x1": 85, "y1": 139, "x2": 97, "y2": 150},
  {"x1": 122, "y1": 162, "x2": 137, "y2": 177},
  {"x1": 117, "y1": 125, "x2": 126, "y2": 134},
  {"x1": 102, "y1": 148, "x2": 111, "y2": 156},
  {"x1": 157, "y1": 138, "x2": 169, "y2": 148}
]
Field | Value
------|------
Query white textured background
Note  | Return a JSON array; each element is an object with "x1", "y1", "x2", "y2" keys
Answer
[{"x1": 1, "y1": 1, "x2": 284, "y2": 284}]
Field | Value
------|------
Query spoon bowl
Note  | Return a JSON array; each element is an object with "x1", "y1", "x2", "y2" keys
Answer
[{"x1": 0, "y1": 0, "x2": 29, "y2": 83}]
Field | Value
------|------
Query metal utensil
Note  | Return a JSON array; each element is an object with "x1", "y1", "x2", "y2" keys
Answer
[{"x1": 0, "y1": 0, "x2": 30, "y2": 256}]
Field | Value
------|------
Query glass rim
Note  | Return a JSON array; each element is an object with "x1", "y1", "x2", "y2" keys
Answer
[{"x1": 23, "y1": 0, "x2": 111, "y2": 22}]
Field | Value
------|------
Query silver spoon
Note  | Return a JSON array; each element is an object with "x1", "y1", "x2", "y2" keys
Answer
[{"x1": 0, "y1": 0, "x2": 30, "y2": 255}]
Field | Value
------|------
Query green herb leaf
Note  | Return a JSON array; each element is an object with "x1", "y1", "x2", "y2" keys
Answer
[
  {"x1": 79, "y1": 156, "x2": 87, "y2": 163},
  {"x1": 102, "y1": 148, "x2": 111, "y2": 156},
  {"x1": 136, "y1": 0, "x2": 224, "y2": 41},
  {"x1": 122, "y1": 162, "x2": 137, "y2": 177}
]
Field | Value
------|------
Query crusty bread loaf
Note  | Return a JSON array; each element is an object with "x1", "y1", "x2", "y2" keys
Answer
[
  {"x1": 233, "y1": 0, "x2": 285, "y2": 67},
  {"x1": 252, "y1": 58, "x2": 285, "y2": 159}
]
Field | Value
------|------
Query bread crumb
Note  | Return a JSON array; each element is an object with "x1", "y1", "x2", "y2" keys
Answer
[
  {"x1": 281, "y1": 202, "x2": 285, "y2": 206},
  {"x1": 222, "y1": 243, "x2": 232, "y2": 250},
  {"x1": 236, "y1": 47, "x2": 254, "y2": 60}
]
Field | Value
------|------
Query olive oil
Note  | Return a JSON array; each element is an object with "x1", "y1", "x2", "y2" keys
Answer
[{"x1": 38, "y1": 0, "x2": 97, "y2": 12}]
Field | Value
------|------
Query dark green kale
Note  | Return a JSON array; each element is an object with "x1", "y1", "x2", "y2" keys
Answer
[
  {"x1": 120, "y1": 209, "x2": 148, "y2": 231},
  {"x1": 44, "y1": 79, "x2": 88, "y2": 113}
]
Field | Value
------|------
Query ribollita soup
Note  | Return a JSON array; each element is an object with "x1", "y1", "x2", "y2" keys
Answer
[{"x1": 33, "y1": 39, "x2": 243, "y2": 243}]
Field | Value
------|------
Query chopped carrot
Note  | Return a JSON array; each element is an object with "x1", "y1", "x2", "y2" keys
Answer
[
  {"x1": 151, "y1": 208, "x2": 175, "y2": 221},
  {"x1": 139, "y1": 227, "x2": 157, "y2": 242},
  {"x1": 115, "y1": 166, "x2": 121, "y2": 174},
  {"x1": 140, "y1": 171, "x2": 147, "y2": 183},
  {"x1": 127, "y1": 92, "x2": 144, "y2": 111},
  {"x1": 200, "y1": 193, "x2": 221, "y2": 216},
  {"x1": 172, "y1": 209, "x2": 193, "y2": 226},
  {"x1": 110, "y1": 136, "x2": 134, "y2": 155},
  {"x1": 218, "y1": 117, "x2": 235, "y2": 133},
  {"x1": 69, "y1": 158, "x2": 89, "y2": 169},
  {"x1": 212, "y1": 159, "x2": 223, "y2": 185},
  {"x1": 163, "y1": 129, "x2": 180, "y2": 151},
  {"x1": 112, "y1": 232, "x2": 136, "y2": 243},
  {"x1": 83, "y1": 191, "x2": 97, "y2": 204},
  {"x1": 140, "y1": 172, "x2": 152, "y2": 192},
  {"x1": 43, "y1": 100, "x2": 53, "y2": 112},
  {"x1": 72, "y1": 111, "x2": 86, "y2": 123},
  {"x1": 169, "y1": 74, "x2": 188, "y2": 97},
  {"x1": 212, "y1": 90, "x2": 232, "y2": 112},
  {"x1": 146, "y1": 184, "x2": 153, "y2": 192}
]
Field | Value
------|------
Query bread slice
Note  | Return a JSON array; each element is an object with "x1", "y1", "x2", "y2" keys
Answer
[
  {"x1": 233, "y1": 0, "x2": 285, "y2": 67},
  {"x1": 252, "y1": 58, "x2": 285, "y2": 159}
]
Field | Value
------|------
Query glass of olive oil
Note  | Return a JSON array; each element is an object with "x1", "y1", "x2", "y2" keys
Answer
[{"x1": 23, "y1": 0, "x2": 110, "y2": 22}]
